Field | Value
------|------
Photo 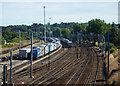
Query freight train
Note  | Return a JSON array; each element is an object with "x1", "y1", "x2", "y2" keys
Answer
[{"x1": 19, "y1": 38, "x2": 61, "y2": 59}]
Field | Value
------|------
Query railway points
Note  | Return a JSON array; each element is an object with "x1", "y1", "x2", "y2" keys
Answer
[{"x1": 0, "y1": 36, "x2": 109, "y2": 85}]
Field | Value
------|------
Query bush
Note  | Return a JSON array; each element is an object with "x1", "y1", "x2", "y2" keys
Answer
[
  {"x1": 118, "y1": 57, "x2": 120, "y2": 63},
  {"x1": 110, "y1": 48, "x2": 117, "y2": 53},
  {"x1": 11, "y1": 37, "x2": 19, "y2": 43},
  {"x1": 2, "y1": 37, "x2": 5, "y2": 45},
  {"x1": 113, "y1": 54, "x2": 118, "y2": 58},
  {"x1": 2, "y1": 44, "x2": 14, "y2": 48},
  {"x1": 96, "y1": 44, "x2": 99, "y2": 47},
  {"x1": 105, "y1": 42, "x2": 116, "y2": 50}
]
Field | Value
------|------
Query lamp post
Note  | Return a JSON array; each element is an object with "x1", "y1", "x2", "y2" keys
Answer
[
  {"x1": 49, "y1": 18, "x2": 51, "y2": 38},
  {"x1": 43, "y1": 6, "x2": 46, "y2": 43}
]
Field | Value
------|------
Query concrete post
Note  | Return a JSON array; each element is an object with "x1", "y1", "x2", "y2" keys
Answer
[
  {"x1": 108, "y1": 31, "x2": 110, "y2": 72},
  {"x1": 19, "y1": 30, "x2": 21, "y2": 49},
  {"x1": 3, "y1": 65, "x2": 7, "y2": 86},
  {"x1": 10, "y1": 50, "x2": 13, "y2": 84},
  {"x1": 48, "y1": 45, "x2": 51, "y2": 70},
  {"x1": 30, "y1": 33, "x2": 33, "y2": 78}
]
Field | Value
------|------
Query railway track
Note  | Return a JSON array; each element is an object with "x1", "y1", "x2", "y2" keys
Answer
[
  {"x1": 43, "y1": 48, "x2": 87, "y2": 85},
  {"x1": 76, "y1": 48, "x2": 97, "y2": 85},
  {"x1": 7, "y1": 46, "x2": 67, "y2": 82},
  {"x1": 46, "y1": 46, "x2": 101, "y2": 85},
  {"x1": 6, "y1": 43, "x2": 104, "y2": 85},
  {"x1": 28, "y1": 46, "x2": 85, "y2": 85},
  {"x1": 7, "y1": 45, "x2": 62, "y2": 75},
  {"x1": 6, "y1": 44, "x2": 77, "y2": 84},
  {"x1": 0, "y1": 41, "x2": 40, "y2": 55},
  {"x1": 13, "y1": 48, "x2": 69, "y2": 78},
  {"x1": 65, "y1": 48, "x2": 90, "y2": 85},
  {"x1": 0, "y1": 41, "x2": 41, "y2": 62}
]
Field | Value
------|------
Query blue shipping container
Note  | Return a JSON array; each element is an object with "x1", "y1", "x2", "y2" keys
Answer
[
  {"x1": 33, "y1": 46, "x2": 40, "y2": 49},
  {"x1": 33, "y1": 49, "x2": 40, "y2": 57}
]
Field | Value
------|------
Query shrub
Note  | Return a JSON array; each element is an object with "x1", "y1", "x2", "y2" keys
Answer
[
  {"x1": 11, "y1": 37, "x2": 19, "y2": 43},
  {"x1": 113, "y1": 54, "x2": 118, "y2": 58},
  {"x1": 3, "y1": 44, "x2": 14, "y2": 48},
  {"x1": 105, "y1": 42, "x2": 116, "y2": 50},
  {"x1": 110, "y1": 48, "x2": 117, "y2": 53},
  {"x1": 96, "y1": 44, "x2": 99, "y2": 47},
  {"x1": 118, "y1": 57, "x2": 120, "y2": 63}
]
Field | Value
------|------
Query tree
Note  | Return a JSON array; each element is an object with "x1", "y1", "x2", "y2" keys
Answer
[
  {"x1": 73, "y1": 23, "x2": 87, "y2": 35},
  {"x1": 53, "y1": 27, "x2": 61, "y2": 37},
  {"x1": 61, "y1": 28, "x2": 71, "y2": 38},
  {"x1": 87, "y1": 19, "x2": 111, "y2": 35},
  {"x1": 2, "y1": 30, "x2": 12, "y2": 42},
  {"x1": 109, "y1": 27, "x2": 120, "y2": 46},
  {"x1": 2, "y1": 37, "x2": 5, "y2": 45},
  {"x1": 0, "y1": 34, "x2": 5, "y2": 45}
]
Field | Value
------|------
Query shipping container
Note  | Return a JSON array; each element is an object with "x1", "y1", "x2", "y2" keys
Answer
[
  {"x1": 33, "y1": 46, "x2": 40, "y2": 49},
  {"x1": 56, "y1": 42, "x2": 58, "y2": 48},
  {"x1": 40, "y1": 44, "x2": 49, "y2": 54},
  {"x1": 51, "y1": 43, "x2": 56, "y2": 50},
  {"x1": 32, "y1": 49, "x2": 40, "y2": 57},
  {"x1": 56, "y1": 41, "x2": 61, "y2": 47},
  {"x1": 45, "y1": 43, "x2": 52, "y2": 52},
  {"x1": 19, "y1": 48, "x2": 31, "y2": 58}
]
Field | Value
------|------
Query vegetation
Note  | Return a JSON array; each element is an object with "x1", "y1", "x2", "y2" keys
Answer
[
  {"x1": 113, "y1": 54, "x2": 118, "y2": 58},
  {"x1": 61, "y1": 28, "x2": 71, "y2": 38},
  {"x1": 118, "y1": 57, "x2": 120, "y2": 63},
  {"x1": 2, "y1": 43, "x2": 15, "y2": 48},
  {"x1": 110, "y1": 48, "x2": 117, "y2": 53},
  {"x1": 109, "y1": 27, "x2": 120, "y2": 46},
  {"x1": 87, "y1": 19, "x2": 111, "y2": 35},
  {"x1": 1, "y1": 19, "x2": 120, "y2": 51},
  {"x1": 53, "y1": 27, "x2": 61, "y2": 37},
  {"x1": 105, "y1": 42, "x2": 116, "y2": 49},
  {"x1": 73, "y1": 23, "x2": 87, "y2": 35}
]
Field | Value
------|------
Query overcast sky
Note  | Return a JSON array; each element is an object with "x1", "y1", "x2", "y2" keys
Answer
[{"x1": 0, "y1": 0, "x2": 119, "y2": 26}]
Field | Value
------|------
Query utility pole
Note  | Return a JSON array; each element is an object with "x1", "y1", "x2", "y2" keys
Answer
[
  {"x1": 98, "y1": 34, "x2": 100, "y2": 47},
  {"x1": 77, "y1": 32, "x2": 78, "y2": 58},
  {"x1": 108, "y1": 31, "x2": 109, "y2": 72},
  {"x1": 10, "y1": 50, "x2": 13, "y2": 85},
  {"x1": 49, "y1": 18, "x2": 51, "y2": 38},
  {"x1": 43, "y1": 6, "x2": 46, "y2": 43},
  {"x1": 30, "y1": 33, "x2": 33, "y2": 78},
  {"x1": 3, "y1": 64, "x2": 7, "y2": 86},
  {"x1": 48, "y1": 45, "x2": 51, "y2": 70},
  {"x1": 19, "y1": 30, "x2": 21, "y2": 49}
]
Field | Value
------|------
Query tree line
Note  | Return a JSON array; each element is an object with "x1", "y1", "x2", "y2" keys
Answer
[{"x1": 1, "y1": 19, "x2": 120, "y2": 47}]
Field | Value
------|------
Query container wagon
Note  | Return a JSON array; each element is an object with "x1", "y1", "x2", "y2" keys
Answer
[{"x1": 19, "y1": 48, "x2": 31, "y2": 58}]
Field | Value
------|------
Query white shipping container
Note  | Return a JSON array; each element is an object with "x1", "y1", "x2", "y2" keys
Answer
[{"x1": 51, "y1": 43, "x2": 56, "y2": 50}]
